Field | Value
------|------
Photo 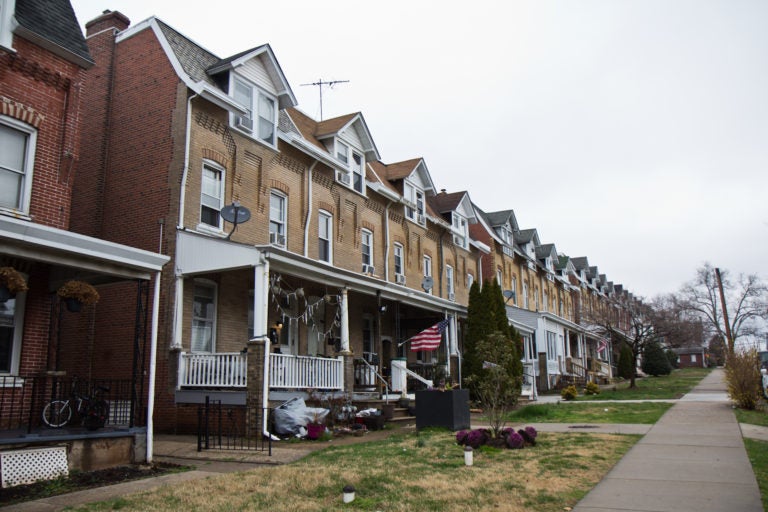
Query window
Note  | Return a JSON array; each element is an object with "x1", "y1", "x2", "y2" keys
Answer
[
  {"x1": 336, "y1": 141, "x2": 349, "y2": 163},
  {"x1": 691, "y1": 354, "x2": 697, "y2": 363},
  {"x1": 446, "y1": 266, "x2": 454, "y2": 300},
  {"x1": 352, "y1": 151, "x2": 364, "y2": 193},
  {"x1": 394, "y1": 243, "x2": 403, "y2": 276},
  {"x1": 0, "y1": 284, "x2": 27, "y2": 375},
  {"x1": 452, "y1": 213, "x2": 467, "y2": 248},
  {"x1": 511, "y1": 276, "x2": 517, "y2": 302},
  {"x1": 0, "y1": 117, "x2": 36, "y2": 213},
  {"x1": 467, "y1": 273, "x2": 474, "y2": 289},
  {"x1": 522, "y1": 282, "x2": 529, "y2": 309},
  {"x1": 498, "y1": 226, "x2": 513, "y2": 245},
  {"x1": 404, "y1": 181, "x2": 425, "y2": 223},
  {"x1": 318, "y1": 210, "x2": 332, "y2": 262},
  {"x1": 546, "y1": 331, "x2": 557, "y2": 361},
  {"x1": 361, "y1": 229, "x2": 373, "y2": 267},
  {"x1": 362, "y1": 316, "x2": 375, "y2": 363},
  {"x1": 269, "y1": 191, "x2": 286, "y2": 244},
  {"x1": 192, "y1": 281, "x2": 216, "y2": 353},
  {"x1": 523, "y1": 334, "x2": 537, "y2": 360},
  {"x1": 200, "y1": 161, "x2": 225, "y2": 229},
  {"x1": 423, "y1": 255, "x2": 432, "y2": 294},
  {"x1": 542, "y1": 290, "x2": 548, "y2": 312},
  {"x1": 496, "y1": 269, "x2": 503, "y2": 286},
  {"x1": 232, "y1": 78, "x2": 277, "y2": 146}
]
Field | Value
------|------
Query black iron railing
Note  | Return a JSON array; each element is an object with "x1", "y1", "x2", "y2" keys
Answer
[{"x1": 197, "y1": 397, "x2": 272, "y2": 455}]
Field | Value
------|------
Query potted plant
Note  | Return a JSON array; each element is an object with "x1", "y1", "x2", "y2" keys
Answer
[
  {"x1": 0, "y1": 267, "x2": 28, "y2": 302},
  {"x1": 306, "y1": 410, "x2": 326, "y2": 440},
  {"x1": 57, "y1": 280, "x2": 99, "y2": 312}
]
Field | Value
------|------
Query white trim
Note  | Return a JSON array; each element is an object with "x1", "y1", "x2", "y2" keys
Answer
[
  {"x1": 0, "y1": 286, "x2": 26, "y2": 376},
  {"x1": 0, "y1": 115, "x2": 36, "y2": 215},
  {"x1": 191, "y1": 279, "x2": 217, "y2": 353}
]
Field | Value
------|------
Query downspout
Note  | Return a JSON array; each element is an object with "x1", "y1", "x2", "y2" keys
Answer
[
  {"x1": 146, "y1": 270, "x2": 162, "y2": 463},
  {"x1": 383, "y1": 201, "x2": 391, "y2": 281},
  {"x1": 171, "y1": 92, "x2": 198, "y2": 350},
  {"x1": 303, "y1": 162, "x2": 317, "y2": 257}
]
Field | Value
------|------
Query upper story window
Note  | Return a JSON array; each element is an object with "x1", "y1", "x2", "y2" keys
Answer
[
  {"x1": 403, "y1": 181, "x2": 425, "y2": 224},
  {"x1": 423, "y1": 254, "x2": 432, "y2": 295},
  {"x1": 200, "y1": 161, "x2": 225, "y2": 230},
  {"x1": 192, "y1": 280, "x2": 217, "y2": 353},
  {"x1": 269, "y1": 191, "x2": 286, "y2": 246},
  {"x1": 335, "y1": 141, "x2": 365, "y2": 194},
  {"x1": 467, "y1": 273, "x2": 474, "y2": 289},
  {"x1": 451, "y1": 213, "x2": 468, "y2": 248},
  {"x1": 394, "y1": 243, "x2": 404, "y2": 277},
  {"x1": 233, "y1": 78, "x2": 277, "y2": 146},
  {"x1": 523, "y1": 281, "x2": 529, "y2": 309},
  {"x1": 496, "y1": 269, "x2": 503, "y2": 286},
  {"x1": 446, "y1": 266, "x2": 455, "y2": 300},
  {"x1": 361, "y1": 229, "x2": 373, "y2": 269},
  {"x1": 0, "y1": 117, "x2": 36, "y2": 215},
  {"x1": 318, "y1": 210, "x2": 332, "y2": 263},
  {"x1": 0, "y1": 0, "x2": 14, "y2": 51},
  {"x1": 498, "y1": 226, "x2": 513, "y2": 245}
]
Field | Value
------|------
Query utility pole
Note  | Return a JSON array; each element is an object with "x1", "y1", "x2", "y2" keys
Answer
[
  {"x1": 714, "y1": 267, "x2": 734, "y2": 354},
  {"x1": 300, "y1": 78, "x2": 349, "y2": 121}
]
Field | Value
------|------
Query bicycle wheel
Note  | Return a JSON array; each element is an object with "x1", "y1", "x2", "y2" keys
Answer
[{"x1": 42, "y1": 400, "x2": 72, "y2": 428}]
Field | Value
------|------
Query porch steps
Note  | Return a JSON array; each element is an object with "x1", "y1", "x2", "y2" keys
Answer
[{"x1": 352, "y1": 398, "x2": 415, "y2": 426}]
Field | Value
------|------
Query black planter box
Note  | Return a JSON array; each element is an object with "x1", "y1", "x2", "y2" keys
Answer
[{"x1": 415, "y1": 389, "x2": 470, "y2": 431}]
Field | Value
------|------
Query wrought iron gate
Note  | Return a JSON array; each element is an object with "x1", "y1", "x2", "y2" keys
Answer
[{"x1": 197, "y1": 397, "x2": 271, "y2": 455}]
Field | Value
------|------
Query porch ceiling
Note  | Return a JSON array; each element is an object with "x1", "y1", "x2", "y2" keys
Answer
[{"x1": 0, "y1": 216, "x2": 169, "y2": 280}]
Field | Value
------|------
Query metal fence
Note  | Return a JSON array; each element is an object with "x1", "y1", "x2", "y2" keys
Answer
[{"x1": 197, "y1": 397, "x2": 272, "y2": 455}]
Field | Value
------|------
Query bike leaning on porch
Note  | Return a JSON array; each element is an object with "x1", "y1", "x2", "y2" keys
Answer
[{"x1": 41, "y1": 379, "x2": 110, "y2": 430}]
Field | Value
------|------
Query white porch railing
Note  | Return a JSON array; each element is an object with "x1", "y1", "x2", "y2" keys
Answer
[
  {"x1": 269, "y1": 353, "x2": 344, "y2": 390},
  {"x1": 178, "y1": 352, "x2": 247, "y2": 388}
]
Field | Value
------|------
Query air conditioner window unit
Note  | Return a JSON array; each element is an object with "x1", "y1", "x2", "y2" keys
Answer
[
  {"x1": 362, "y1": 264, "x2": 375, "y2": 275},
  {"x1": 336, "y1": 170, "x2": 351, "y2": 185},
  {"x1": 236, "y1": 116, "x2": 253, "y2": 131},
  {"x1": 448, "y1": 292, "x2": 455, "y2": 302},
  {"x1": 269, "y1": 232, "x2": 285, "y2": 246},
  {"x1": 417, "y1": 214, "x2": 425, "y2": 224},
  {"x1": 395, "y1": 274, "x2": 406, "y2": 285}
]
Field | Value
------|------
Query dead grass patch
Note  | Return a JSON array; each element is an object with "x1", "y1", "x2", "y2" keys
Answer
[{"x1": 72, "y1": 431, "x2": 638, "y2": 512}]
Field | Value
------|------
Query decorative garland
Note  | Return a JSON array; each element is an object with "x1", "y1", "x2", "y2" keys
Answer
[{"x1": 268, "y1": 274, "x2": 342, "y2": 341}]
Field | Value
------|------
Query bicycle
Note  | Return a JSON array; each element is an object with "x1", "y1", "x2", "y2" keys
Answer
[{"x1": 42, "y1": 379, "x2": 110, "y2": 430}]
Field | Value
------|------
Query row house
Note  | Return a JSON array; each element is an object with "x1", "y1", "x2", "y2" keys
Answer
[
  {"x1": 74, "y1": 12, "x2": 486, "y2": 434},
  {"x1": 0, "y1": 0, "x2": 169, "y2": 471}
]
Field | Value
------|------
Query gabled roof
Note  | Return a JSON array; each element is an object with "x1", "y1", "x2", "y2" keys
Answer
[
  {"x1": 428, "y1": 191, "x2": 477, "y2": 223},
  {"x1": 571, "y1": 257, "x2": 590, "y2": 271},
  {"x1": 555, "y1": 255, "x2": 571, "y2": 272},
  {"x1": 485, "y1": 210, "x2": 519, "y2": 231},
  {"x1": 376, "y1": 158, "x2": 437, "y2": 195},
  {"x1": 284, "y1": 108, "x2": 379, "y2": 161},
  {"x1": 14, "y1": 0, "x2": 93, "y2": 68},
  {"x1": 535, "y1": 243, "x2": 557, "y2": 261},
  {"x1": 515, "y1": 228, "x2": 538, "y2": 245}
]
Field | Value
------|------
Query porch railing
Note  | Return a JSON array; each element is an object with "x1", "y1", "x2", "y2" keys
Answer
[
  {"x1": 269, "y1": 353, "x2": 343, "y2": 390},
  {"x1": 522, "y1": 362, "x2": 537, "y2": 400},
  {"x1": 178, "y1": 352, "x2": 247, "y2": 388}
]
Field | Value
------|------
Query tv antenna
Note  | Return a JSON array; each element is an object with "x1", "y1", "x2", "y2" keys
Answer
[{"x1": 300, "y1": 78, "x2": 349, "y2": 120}]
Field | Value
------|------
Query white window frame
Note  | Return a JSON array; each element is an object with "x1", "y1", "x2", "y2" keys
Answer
[
  {"x1": 0, "y1": 284, "x2": 27, "y2": 376},
  {"x1": 524, "y1": 334, "x2": 537, "y2": 360},
  {"x1": 361, "y1": 229, "x2": 373, "y2": 267},
  {"x1": 403, "y1": 181, "x2": 425, "y2": 223},
  {"x1": 0, "y1": 116, "x2": 37, "y2": 215},
  {"x1": 423, "y1": 254, "x2": 432, "y2": 294},
  {"x1": 451, "y1": 213, "x2": 467, "y2": 248},
  {"x1": 0, "y1": 0, "x2": 15, "y2": 51},
  {"x1": 511, "y1": 276, "x2": 517, "y2": 303},
  {"x1": 351, "y1": 150, "x2": 365, "y2": 194},
  {"x1": 191, "y1": 280, "x2": 217, "y2": 353},
  {"x1": 394, "y1": 243, "x2": 403, "y2": 276},
  {"x1": 496, "y1": 269, "x2": 503, "y2": 286},
  {"x1": 467, "y1": 273, "x2": 474, "y2": 289},
  {"x1": 269, "y1": 190, "x2": 287, "y2": 240},
  {"x1": 336, "y1": 140, "x2": 349, "y2": 164},
  {"x1": 199, "y1": 160, "x2": 225, "y2": 231},
  {"x1": 523, "y1": 282, "x2": 529, "y2": 309},
  {"x1": 231, "y1": 77, "x2": 277, "y2": 147},
  {"x1": 446, "y1": 265, "x2": 454, "y2": 300},
  {"x1": 318, "y1": 210, "x2": 333, "y2": 263}
]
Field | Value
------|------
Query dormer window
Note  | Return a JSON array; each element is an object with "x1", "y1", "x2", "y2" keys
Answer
[
  {"x1": 335, "y1": 141, "x2": 365, "y2": 194},
  {"x1": 498, "y1": 226, "x2": 513, "y2": 245},
  {"x1": 232, "y1": 78, "x2": 277, "y2": 146},
  {"x1": 404, "y1": 181, "x2": 425, "y2": 224},
  {"x1": 451, "y1": 213, "x2": 468, "y2": 249}
]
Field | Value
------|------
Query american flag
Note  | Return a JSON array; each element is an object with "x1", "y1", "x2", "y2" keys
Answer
[
  {"x1": 597, "y1": 338, "x2": 608, "y2": 354},
  {"x1": 410, "y1": 319, "x2": 450, "y2": 351}
]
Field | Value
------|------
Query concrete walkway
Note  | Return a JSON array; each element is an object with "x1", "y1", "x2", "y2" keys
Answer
[{"x1": 572, "y1": 369, "x2": 763, "y2": 512}]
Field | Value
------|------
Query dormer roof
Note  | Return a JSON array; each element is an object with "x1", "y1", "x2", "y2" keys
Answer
[
  {"x1": 285, "y1": 108, "x2": 379, "y2": 161},
  {"x1": 535, "y1": 243, "x2": 557, "y2": 261},
  {"x1": 376, "y1": 158, "x2": 437, "y2": 195},
  {"x1": 429, "y1": 191, "x2": 477, "y2": 223},
  {"x1": 485, "y1": 210, "x2": 519, "y2": 231},
  {"x1": 515, "y1": 228, "x2": 539, "y2": 246},
  {"x1": 14, "y1": 0, "x2": 93, "y2": 68}
]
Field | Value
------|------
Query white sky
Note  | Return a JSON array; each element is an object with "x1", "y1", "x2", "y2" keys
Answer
[{"x1": 70, "y1": 0, "x2": 768, "y2": 300}]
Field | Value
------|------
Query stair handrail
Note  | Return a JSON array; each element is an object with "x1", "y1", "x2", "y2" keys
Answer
[
  {"x1": 402, "y1": 365, "x2": 433, "y2": 389},
  {"x1": 358, "y1": 357, "x2": 392, "y2": 403}
]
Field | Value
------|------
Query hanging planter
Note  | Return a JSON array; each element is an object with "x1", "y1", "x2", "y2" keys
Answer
[
  {"x1": 0, "y1": 267, "x2": 28, "y2": 303},
  {"x1": 57, "y1": 280, "x2": 99, "y2": 312}
]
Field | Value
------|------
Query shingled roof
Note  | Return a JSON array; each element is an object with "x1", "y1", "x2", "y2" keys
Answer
[{"x1": 14, "y1": 0, "x2": 93, "y2": 67}]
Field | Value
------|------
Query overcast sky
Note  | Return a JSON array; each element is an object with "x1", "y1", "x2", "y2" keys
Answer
[{"x1": 70, "y1": 0, "x2": 768, "y2": 300}]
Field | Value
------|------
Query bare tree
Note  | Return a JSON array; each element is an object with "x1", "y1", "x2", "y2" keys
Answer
[
  {"x1": 674, "y1": 263, "x2": 768, "y2": 354},
  {"x1": 584, "y1": 294, "x2": 658, "y2": 389}
]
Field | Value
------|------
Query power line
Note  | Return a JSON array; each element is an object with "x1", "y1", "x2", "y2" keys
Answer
[{"x1": 300, "y1": 78, "x2": 349, "y2": 121}]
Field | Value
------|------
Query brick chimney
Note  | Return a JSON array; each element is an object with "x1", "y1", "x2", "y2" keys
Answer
[{"x1": 85, "y1": 10, "x2": 130, "y2": 36}]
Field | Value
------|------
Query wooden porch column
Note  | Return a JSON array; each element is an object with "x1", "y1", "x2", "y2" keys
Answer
[{"x1": 248, "y1": 255, "x2": 270, "y2": 435}]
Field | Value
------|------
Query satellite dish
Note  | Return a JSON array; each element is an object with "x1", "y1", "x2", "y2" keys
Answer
[
  {"x1": 220, "y1": 201, "x2": 251, "y2": 239},
  {"x1": 421, "y1": 276, "x2": 434, "y2": 292},
  {"x1": 503, "y1": 290, "x2": 516, "y2": 301}
]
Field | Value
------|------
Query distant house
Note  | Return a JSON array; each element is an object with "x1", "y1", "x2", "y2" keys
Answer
[{"x1": 672, "y1": 347, "x2": 707, "y2": 368}]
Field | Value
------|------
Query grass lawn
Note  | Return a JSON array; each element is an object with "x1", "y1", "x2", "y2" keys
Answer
[
  {"x1": 69, "y1": 430, "x2": 639, "y2": 512},
  {"x1": 574, "y1": 367, "x2": 712, "y2": 400},
  {"x1": 744, "y1": 438, "x2": 768, "y2": 511},
  {"x1": 507, "y1": 402, "x2": 672, "y2": 424},
  {"x1": 734, "y1": 402, "x2": 768, "y2": 428}
]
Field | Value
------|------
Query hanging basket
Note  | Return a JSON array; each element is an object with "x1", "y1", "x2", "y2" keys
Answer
[
  {"x1": 64, "y1": 298, "x2": 83, "y2": 313},
  {"x1": 0, "y1": 267, "x2": 28, "y2": 302},
  {"x1": 57, "y1": 280, "x2": 99, "y2": 311}
]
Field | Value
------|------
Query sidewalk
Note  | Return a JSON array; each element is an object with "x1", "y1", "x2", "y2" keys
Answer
[{"x1": 572, "y1": 368, "x2": 763, "y2": 512}]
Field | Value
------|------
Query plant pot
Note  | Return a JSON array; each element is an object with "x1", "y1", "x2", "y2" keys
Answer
[
  {"x1": 415, "y1": 389, "x2": 471, "y2": 431},
  {"x1": 0, "y1": 285, "x2": 13, "y2": 303},
  {"x1": 65, "y1": 298, "x2": 83, "y2": 313},
  {"x1": 381, "y1": 403, "x2": 395, "y2": 420},
  {"x1": 306, "y1": 423, "x2": 325, "y2": 440}
]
